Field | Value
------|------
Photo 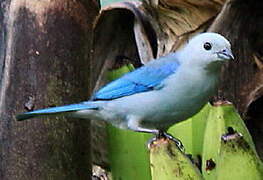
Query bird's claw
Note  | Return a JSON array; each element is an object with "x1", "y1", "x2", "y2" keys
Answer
[{"x1": 147, "y1": 131, "x2": 185, "y2": 152}]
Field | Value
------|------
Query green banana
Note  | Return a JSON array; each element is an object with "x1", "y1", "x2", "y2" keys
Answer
[
  {"x1": 168, "y1": 103, "x2": 211, "y2": 157},
  {"x1": 201, "y1": 103, "x2": 226, "y2": 179},
  {"x1": 216, "y1": 134, "x2": 263, "y2": 180},
  {"x1": 202, "y1": 101, "x2": 263, "y2": 179},
  {"x1": 107, "y1": 125, "x2": 152, "y2": 180},
  {"x1": 149, "y1": 138, "x2": 203, "y2": 180}
]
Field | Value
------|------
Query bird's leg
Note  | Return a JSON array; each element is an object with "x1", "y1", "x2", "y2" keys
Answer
[
  {"x1": 127, "y1": 118, "x2": 184, "y2": 151},
  {"x1": 127, "y1": 118, "x2": 159, "y2": 134}
]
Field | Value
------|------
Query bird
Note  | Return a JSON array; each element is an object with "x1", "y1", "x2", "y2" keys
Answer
[{"x1": 16, "y1": 32, "x2": 234, "y2": 141}]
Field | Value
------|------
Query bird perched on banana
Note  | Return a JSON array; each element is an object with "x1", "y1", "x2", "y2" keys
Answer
[{"x1": 17, "y1": 32, "x2": 234, "y2": 141}]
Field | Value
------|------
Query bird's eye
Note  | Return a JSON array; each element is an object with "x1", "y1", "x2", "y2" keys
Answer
[{"x1": 203, "y1": 42, "x2": 212, "y2": 50}]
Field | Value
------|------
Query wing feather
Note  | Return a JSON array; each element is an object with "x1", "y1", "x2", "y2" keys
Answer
[{"x1": 92, "y1": 54, "x2": 180, "y2": 100}]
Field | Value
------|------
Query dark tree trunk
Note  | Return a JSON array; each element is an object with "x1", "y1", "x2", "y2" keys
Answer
[{"x1": 0, "y1": 0, "x2": 98, "y2": 179}]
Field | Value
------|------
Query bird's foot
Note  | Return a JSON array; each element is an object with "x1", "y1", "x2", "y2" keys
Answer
[{"x1": 147, "y1": 131, "x2": 185, "y2": 152}]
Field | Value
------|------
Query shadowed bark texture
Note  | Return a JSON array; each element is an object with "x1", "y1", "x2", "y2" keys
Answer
[{"x1": 0, "y1": 0, "x2": 98, "y2": 179}]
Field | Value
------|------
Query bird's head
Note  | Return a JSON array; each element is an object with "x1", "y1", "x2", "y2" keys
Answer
[{"x1": 179, "y1": 32, "x2": 234, "y2": 71}]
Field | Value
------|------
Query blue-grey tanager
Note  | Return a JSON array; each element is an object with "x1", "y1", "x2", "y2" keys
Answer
[{"x1": 17, "y1": 32, "x2": 234, "y2": 136}]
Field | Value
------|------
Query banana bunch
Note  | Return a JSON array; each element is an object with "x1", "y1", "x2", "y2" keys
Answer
[
  {"x1": 150, "y1": 102, "x2": 263, "y2": 179},
  {"x1": 201, "y1": 102, "x2": 263, "y2": 180}
]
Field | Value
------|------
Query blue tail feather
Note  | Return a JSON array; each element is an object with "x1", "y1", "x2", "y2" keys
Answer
[{"x1": 16, "y1": 102, "x2": 97, "y2": 121}]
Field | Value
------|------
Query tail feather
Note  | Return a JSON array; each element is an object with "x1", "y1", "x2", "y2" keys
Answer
[{"x1": 16, "y1": 101, "x2": 98, "y2": 121}]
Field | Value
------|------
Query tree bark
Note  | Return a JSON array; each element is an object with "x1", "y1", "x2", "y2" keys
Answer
[{"x1": 0, "y1": 0, "x2": 98, "y2": 179}]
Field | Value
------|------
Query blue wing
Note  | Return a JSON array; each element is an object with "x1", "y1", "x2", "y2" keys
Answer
[{"x1": 92, "y1": 53, "x2": 180, "y2": 100}]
